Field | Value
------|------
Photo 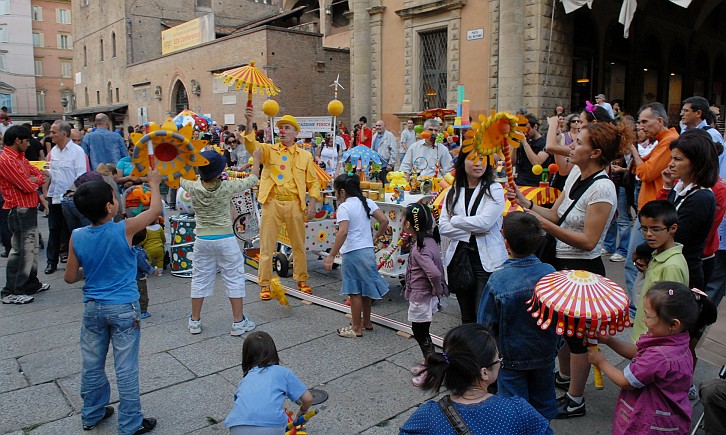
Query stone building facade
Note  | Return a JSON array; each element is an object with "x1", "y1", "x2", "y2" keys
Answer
[
  {"x1": 126, "y1": 26, "x2": 349, "y2": 128},
  {"x1": 350, "y1": 0, "x2": 726, "y2": 135}
]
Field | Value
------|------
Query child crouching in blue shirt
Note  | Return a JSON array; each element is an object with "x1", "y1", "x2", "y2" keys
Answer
[
  {"x1": 224, "y1": 331, "x2": 313, "y2": 434},
  {"x1": 477, "y1": 211, "x2": 560, "y2": 421},
  {"x1": 65, "y1": 169, "x2": 162, "y2": 435}
]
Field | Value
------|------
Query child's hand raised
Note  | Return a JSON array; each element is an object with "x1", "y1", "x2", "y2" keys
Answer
[{"x1": 147, "y1": 169, "x2": 162, "y2": 186}]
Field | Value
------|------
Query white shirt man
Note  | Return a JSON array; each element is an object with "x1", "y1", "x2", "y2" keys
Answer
[
  {"x1": 399, "y1": 119, "x2": 417, "y2": 162},
  {"x1": 595, "y1": 94, "x2": 615, "y2": 119},
  {"x1": 399, "y1": 120, "x2": 452, "y2": 177},
  {"x1": 48, "y1": 124, "x2": 86, "y2": 204}
]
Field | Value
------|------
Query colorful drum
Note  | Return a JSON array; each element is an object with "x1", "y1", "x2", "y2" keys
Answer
[{"x1": 170, "y1": 214, "x2": 196, "y2": 278}]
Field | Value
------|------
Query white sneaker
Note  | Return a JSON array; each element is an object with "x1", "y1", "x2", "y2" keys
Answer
[
  {"x1": 610, "y1": 253, "x2": 626, "y2": 262},
  {"x1": 1, "y1": 294, "x2": 34, "y2": 304},
  {"x1": 188, "y1": 317, "x2": 201, "y2": 334},
  {"x1": 231, "y1": 315, "x2": 256, "y2": 336},
  {"x1": 600, "y1": 249, "x2": 612, "y2": 256}
]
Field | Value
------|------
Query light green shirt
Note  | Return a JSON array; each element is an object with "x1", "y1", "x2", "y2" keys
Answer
[
  {"x1": 631, "y1": 243, "x2": 689, "y2": 342},
  {"x1": 180, "y1": 175, "x2": 258, "y2": 237}
]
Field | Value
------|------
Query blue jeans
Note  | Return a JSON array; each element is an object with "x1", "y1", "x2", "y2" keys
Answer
[
  {"x1": 624, "y1": 218, "x2": 645, "y2": 317},
  {"x1": 2, "y1": 207, "x2": 42, "y2": 296},
  {"x1": 497, "y1": 362, "x2": 558, "y2": 421},
  {"x1": 81, "y1": 301, "x2": 145, "y2": 435},
  {"x1": 62, "y1": 196, "x2": 91, "y2": 233},
  {"x1": 603, "y1": 186, "x2": 632, "y2": 256}
]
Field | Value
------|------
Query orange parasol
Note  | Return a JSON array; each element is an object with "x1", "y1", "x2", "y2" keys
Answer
[
  {"x1": 216, "y1": 60, "x2": 281, "y2": 109},
  {"x1": 529, "y1": 270, "x2": 632, "y2": 389}
]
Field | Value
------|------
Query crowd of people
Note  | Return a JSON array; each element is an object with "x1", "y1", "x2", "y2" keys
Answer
[{"x1": 1, "y1": 92, "x2": 725, "y2": 434}]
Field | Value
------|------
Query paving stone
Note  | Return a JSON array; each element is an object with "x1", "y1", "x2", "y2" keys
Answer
[
  {"x1": 130, "y1": 375, "x2": 235, "y2": 434},
  {"x1": 57, "y1": 351, "x2": 196, "y2": 412},
  {"x1": 18, "y1": 414, "x2": 117, "y2": 435},
  {"x1": 19, "y1": 345, "x2": 81, "y2": 386},
  {"x1": 361, "y1": 407, "x2": 416, "y2": 434},
  {"x1": 0, "y1": 358, "x2": 28, "y2": 393},
  {"x1": 0, "y1": 382, "x2": 73, "y2": 434},
  {"x1": 0, "y1": 303, "x2": 80, "y2": 336},
  {"x1": 307, "y1": 361, "x2": 435, "y2": 434},
  {"x1": 0, "y1": 320, "x2": 81, "y2": 359}
]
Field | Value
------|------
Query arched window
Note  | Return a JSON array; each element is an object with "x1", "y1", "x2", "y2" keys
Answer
[
  {"x1": 172, "y1": 80, "x2": 188, "y2": 114},
  {"x1": 107, "y1": 81, "x2": 112, "y2": 104},
  {"x1": 100, "y1": 38, "x2": 104, "y2": 61},
  {"x1": 111, "y1": 32, "x2": 116, "y2": 58}
]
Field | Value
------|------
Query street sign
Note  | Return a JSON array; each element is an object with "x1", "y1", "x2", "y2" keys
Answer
[{"x1": 466, "y1": 29, "x2": 484, "y2": 41}]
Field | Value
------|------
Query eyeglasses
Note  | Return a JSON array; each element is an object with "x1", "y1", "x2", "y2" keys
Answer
[
  {"x1": 640, "y1": 226, "x2": 668, "y2": 235},
  {"x1": 488, "y1": 356, "x2": 503, "y2": 368},
  {"x1": 571, "y1": 119, "x2": 581, "y2": 124}
]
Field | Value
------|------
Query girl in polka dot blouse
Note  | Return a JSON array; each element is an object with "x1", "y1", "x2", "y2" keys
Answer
[{"x1": 399, "y1": 324, "x2": 552, "y2": 434}]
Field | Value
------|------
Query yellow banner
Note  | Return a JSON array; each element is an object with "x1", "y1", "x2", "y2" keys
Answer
[{"x1": 161, "y1": 14, "x2": 214, "y2": 55}]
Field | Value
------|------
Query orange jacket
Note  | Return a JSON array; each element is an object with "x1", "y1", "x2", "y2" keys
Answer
[{"x1": 635, "y1": 128, "x2": 678, "y2": 209}]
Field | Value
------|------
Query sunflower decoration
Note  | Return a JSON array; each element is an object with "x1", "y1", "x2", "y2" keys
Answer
[
  {"x1": 461, "y1": 110, "x2": 528, "y2": 190},
  {"x1": 130, "y1": 118, "x2": 209, "y2": 188},
  {"x1": 317, "y1": 231, "x2": 327, "y2": 242}
]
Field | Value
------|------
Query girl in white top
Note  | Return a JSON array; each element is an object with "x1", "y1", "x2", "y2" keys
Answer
[
  {"x1": 438, "y1": 150, "x2": 508, "y2": 324},
  {"x1": 324, "y1": 173, "x2": 389, "y2": 338}
]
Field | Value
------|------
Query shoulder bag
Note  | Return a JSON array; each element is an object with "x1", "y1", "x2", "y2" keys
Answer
[
  {"x1": 535, "y1": 173, "x2": 609, "y2": 265},
  {"x1": 446, "y1": 187, "x2": 487, "y2": 294},
  {"x1": 438, "y1": 395, "x2": 473, "y2": 435}
]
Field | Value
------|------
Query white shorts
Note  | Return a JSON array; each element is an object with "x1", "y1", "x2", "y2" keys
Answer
[
  {"x1": 190, "y1": 236, "x2": 246, "y2": 299},
  {"x1": 407, "y1": 297, "x2": 439, "y2": 323}
]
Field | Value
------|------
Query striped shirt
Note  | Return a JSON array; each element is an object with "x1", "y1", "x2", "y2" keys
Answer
[{"x1": 0, "y1": 146, "x2": 45, "y2": 209}]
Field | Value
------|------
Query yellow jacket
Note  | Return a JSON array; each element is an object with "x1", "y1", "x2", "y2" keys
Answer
[{"x1": 245, "y1": 132, "x2": 321, "y2": 208}]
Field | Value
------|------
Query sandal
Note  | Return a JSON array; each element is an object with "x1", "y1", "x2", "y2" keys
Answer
[
  {"x1": 337, "y1": 325, "x2": 362, "y2": 338},
  {"x1": 350, "y1": 321, "x2": 373, "y2": 331}
]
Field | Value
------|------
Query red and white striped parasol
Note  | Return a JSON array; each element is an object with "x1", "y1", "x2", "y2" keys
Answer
[{"x1": 529, "y1": 270, "x2": 632, "y2": 389}]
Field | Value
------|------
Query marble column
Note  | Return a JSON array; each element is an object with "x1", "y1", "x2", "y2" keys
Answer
[
  {"x1": 495, "y1": 0, "x2": 525, "y2": 113},
  {"x1": 351, "y1": 0, "x2": 372, "y2": 121}
]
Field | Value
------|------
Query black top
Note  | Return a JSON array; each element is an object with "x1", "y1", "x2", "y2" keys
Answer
[
  {"x1": 515, "y1": 136, "x2": 551, "y2": 187},
  {"x1": 667, "y1": 187, "x2": 716, "y2": 264},
  {"x1": 24, "y1": 137, "x2": 44, "y2": 161}
]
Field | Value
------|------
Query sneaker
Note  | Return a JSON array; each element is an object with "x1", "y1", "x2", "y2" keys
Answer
[
  {"x1": 140, "y1": 312, "x2": 151, "y2": 319},
  {"x1": 260, "y1": 286, "x2": 271, "y2": 300},
  {"x1": 83, "y1": 405, "x2": 114, "y2": 430},
  {"x1": 555, "y1": 371, "x2": 571, "y2": 390},
  {"x1": 689, "y1": 384, "x2": 698, "y2": 400},
  {"x1": 555, "y1": 394, "x2": 586, "y2": 419},
  {"x1": 610, "y1": 253, "x2": 626, "y2": 262},
  {"x1": 132, "y1": 417, "x2": 157, "y2": 435},
  {"x1": 297, "y1": 281, "x2": 313, "y2": 294},
  {"x1": 1, "y1": 294, "x2": 34, "y2": 304},
  {"x1": 600, "y1": 249, "x2": 612, "y2": 256},
  {"x1": 231, "y1": 315, "x2": 256, "y2": 336},
  {"x1": 410, "y1": 363, "x2": 426, "y2": 376},
  {"x1": 188, "y1": 317, "x2": 201, "y2": 334},
  {"x1": 38, "y1": 283, "x2": 50, "y2": 293}
]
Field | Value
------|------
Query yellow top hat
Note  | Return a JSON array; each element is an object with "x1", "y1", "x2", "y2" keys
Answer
[{"x1": 276, "y1": 115, "x2": 300, "y2": 132}]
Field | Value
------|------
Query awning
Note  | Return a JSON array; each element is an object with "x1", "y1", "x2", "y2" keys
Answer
[
  {"x1": 560, "y1": 0, "x2": 692, "y2": 38},
  {"x1": 68, "y1": 104, "x2": 128, "y2": 117}
]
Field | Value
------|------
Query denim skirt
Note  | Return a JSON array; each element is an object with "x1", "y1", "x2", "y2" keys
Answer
[{"x1": 340, "y1": 247, "x2": 389, "y2": 299}]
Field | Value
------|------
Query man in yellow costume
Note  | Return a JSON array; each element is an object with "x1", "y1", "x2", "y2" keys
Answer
[{"x1": 245, "y1": 107, "x2": 321, "y2": 299}]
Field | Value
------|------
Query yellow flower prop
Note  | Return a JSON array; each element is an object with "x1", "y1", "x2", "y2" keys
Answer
[
  {"x1": 462, "y1": 110, "x2": 528, "y2": 190},
  {"x1": 130, "y1": 118, "x2": 209, "y2": 188}
]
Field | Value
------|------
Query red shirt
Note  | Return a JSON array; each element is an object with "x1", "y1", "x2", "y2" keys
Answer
[
  {"x1": 0, "y1": 146, "x2": 45, "y2": 209},
  {"x1": 358, "y1": 127, "x2": 372, "y2": 148}
]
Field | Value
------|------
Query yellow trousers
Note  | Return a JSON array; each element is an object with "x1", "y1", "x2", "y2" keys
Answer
[{"x1": 258, "y1": 199, "x2": 308, "y2": 287}]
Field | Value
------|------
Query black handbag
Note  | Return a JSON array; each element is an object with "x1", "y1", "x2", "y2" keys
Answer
[
  {"x1": 535, "y1": 173, "x2": 609, "y2": 265},
  {"x1": 446, "y1": 187, "x2": 487, "y2": 294}
]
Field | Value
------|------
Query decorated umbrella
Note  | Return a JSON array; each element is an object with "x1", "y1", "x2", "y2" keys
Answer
[
  {"x1": 173, "y1": 109, "x2": 210, "y2": 131},
  {"x1": 529, "y1": 270, "x2": 632, "y2": 389},
  {"x1": 462, "y1": 111, "x2": 528, "y2": 200},
  {"x1": 129, "y1": 118, "x2": 209, "y2": 188},
  {"x1": 216, "y1": 60, "x2": 281, "y2": 109},
  {"x1": 341, "y1": 145, "x2": 382, "y2": 168}
]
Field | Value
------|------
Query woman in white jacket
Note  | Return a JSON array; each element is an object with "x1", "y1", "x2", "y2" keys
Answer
[{"x1": 438, "y1": 150, "x2": 508, "y2": 323}]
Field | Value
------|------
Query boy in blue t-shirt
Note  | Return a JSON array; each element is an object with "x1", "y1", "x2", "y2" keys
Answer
[
  {"x1": 477, "y1": 211, "x2": 560, "y2": 422},
  {"x1": 65, "y1": 170, "x2": 162, "y2": 435}
]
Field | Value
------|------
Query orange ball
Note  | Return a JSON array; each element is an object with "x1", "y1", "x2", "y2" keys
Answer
[{"x1": 421, "y1": 131, "x2": 431, "y2": 139}]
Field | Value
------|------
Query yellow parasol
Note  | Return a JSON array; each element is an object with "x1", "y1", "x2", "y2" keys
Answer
[{"x1": 216, "y1": 60, "x2": 281, "y2": 109}]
